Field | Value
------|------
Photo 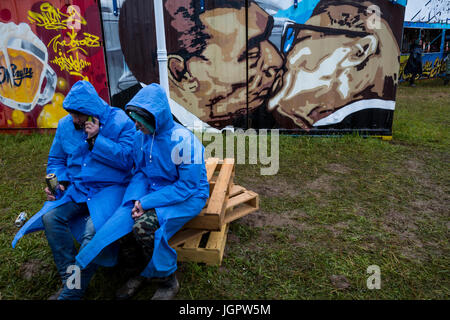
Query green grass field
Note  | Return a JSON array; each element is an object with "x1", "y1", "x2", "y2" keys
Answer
[{"x1": 0, "y1": 79, "x2": 448, "y2": 300}]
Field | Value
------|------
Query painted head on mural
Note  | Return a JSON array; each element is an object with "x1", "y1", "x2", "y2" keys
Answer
[
  {"x1": 119, "y1": 0, "x2": 284, "y2": 128},
  {"x1": 268, "y1": 0, "x2": 401, "y2": 130}
]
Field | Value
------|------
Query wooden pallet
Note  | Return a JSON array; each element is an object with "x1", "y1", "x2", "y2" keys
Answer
[
  {"x1": 183, "y1": 158, "x2": 235, "y2": 231},
  {"x1": 168, "y1": 185, "x2": 259, "y2": 248},
  {"x1": 168, "y1": 158, "x2": 259, "y2": 254},
  {"x1": 173, "y1": 223, "x2": 229, "y2": 266}
]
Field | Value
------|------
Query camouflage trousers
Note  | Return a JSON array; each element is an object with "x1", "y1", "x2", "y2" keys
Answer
[
  {"x1": 132, "y1": 208, "x2": 159, "y2": 259},
  {"x1": 117, "y1": 209, "x2": 159, "y2": 275}
]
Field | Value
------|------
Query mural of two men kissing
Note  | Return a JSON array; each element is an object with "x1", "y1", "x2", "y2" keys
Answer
[{"x1": 119, "y1": 0, "x2": 405, "y2": 135}]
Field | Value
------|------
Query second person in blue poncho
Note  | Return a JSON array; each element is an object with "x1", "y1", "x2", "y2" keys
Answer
[{"x1": 75, "y1": 83, "x2": 209, "y2": 300}]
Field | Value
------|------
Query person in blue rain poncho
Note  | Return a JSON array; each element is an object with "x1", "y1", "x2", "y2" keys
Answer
[
  {"x1": 75, "y1": 83, "x2": 209, "y2": 300},
  {"x1": 11, "y1": 80, "x2": 136, "y2": 300}
]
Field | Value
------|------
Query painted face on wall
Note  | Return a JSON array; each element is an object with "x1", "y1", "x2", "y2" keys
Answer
[
  {"x1": 168, "y1": 3, "x2": 284, "y2": 126},
  {"x1": 268, "y1": 4, "x2": 399, "y2": 130}
]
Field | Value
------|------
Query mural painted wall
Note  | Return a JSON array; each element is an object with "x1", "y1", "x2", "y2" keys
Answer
[
  {"x1": 0, "y1": 0, "x2": 108, "y2": 129},
  {"x1": 119, "y1": 0, "x2": 405, "y2": 135},
  {"x1": 400, "y1": 53, "x2": 448, "y2": 82}
]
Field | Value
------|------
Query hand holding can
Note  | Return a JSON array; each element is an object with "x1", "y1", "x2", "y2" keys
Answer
[{"x1": 45, "y1": 173, "x2": 64, "y2": 200}]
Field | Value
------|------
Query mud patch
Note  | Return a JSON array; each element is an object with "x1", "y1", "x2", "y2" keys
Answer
[
  {"x1": 306, "y1": 174, "x2": 334, "y2": 193},
  {"x1": 382, "y1": 210, "x2": 427, "y2": 261},
  {"x1": 326, "y1": 163, "x2": 351, "y2": 174},
  {"x1": 405, "y1": 159, "x2": 422, "y2": 173},
  {"x1": 240, "y1": 210, "x2": 309, "y2": 230},
  {"x1": 329, "y1": 275, "x2": 351, "y2": 290},
  {"x1": 20, "y1": 259, "x2": 48, "y2": 281},
  {"x1": 325, "y1": 221, "x2": 350, "y2": 237},
  {"x1": 241, "y1": 178, "x2": 301, "y2": 197}
]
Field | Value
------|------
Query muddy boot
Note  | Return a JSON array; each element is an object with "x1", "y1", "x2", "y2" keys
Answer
[
  {"x1": 115, "y1": 275, "x2": 146, "y2": 300},
  {"x1": 151, "y1": 273, "x2": 180, "y2": 300}
]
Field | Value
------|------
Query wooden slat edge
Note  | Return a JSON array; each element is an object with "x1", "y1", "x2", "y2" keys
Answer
[
  {"x1": 226, "y1": 190, "x2": 257, "y2": 209},
  {"x1": 169, "y1": 229, "x2": 207, "y2": 247},
  {"x1": 206, "y1": 162, "x2": 234, "y2": 214}
]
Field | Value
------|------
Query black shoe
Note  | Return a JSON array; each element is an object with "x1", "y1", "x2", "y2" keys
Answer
[
  {"x1": 116, "y1": 276, "x2": 146, "y2": 300},
  {"x1": 151, "y1": 273, "x2": 180, "y2": 300}
]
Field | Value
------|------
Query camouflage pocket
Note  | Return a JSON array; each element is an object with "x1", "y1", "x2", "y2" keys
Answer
[{"x1": 132, "y1": 209, "x2": 159, "y2": 258}]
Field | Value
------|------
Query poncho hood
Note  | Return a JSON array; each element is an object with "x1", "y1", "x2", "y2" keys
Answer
[
  {"x1": 125, "y1": 83, "x2": 174, "y2": 134},
  {"x1": 63, "y1": 81, "x2": 110, "y2": 123}
]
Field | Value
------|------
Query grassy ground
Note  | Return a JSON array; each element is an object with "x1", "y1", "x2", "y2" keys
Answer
[{"x1": 0, "y1": 79, "x2": 448, "y2": 300}]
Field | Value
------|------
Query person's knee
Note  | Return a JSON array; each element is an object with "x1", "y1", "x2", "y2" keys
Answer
[
  {"x1": 132, "y1": 218, "x2": 157, "y2": 244},
  {"x1": 80, "y1": 217, "x2": 96, "y2": 249},
  {"x1": 42, "y1": 209, "x2": 58, "y2": 229}
]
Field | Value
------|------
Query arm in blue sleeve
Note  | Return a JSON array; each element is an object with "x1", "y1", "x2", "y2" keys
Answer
[
  {"x1": 123, "y1": 170, "x2": 148, "y2": 204},
  {"x1": 139, "y1": 162, "x2": 204, "y2": 210},
  {"x1": 47, "y1": 127, "x2": 69, "y2": 182},
  {"x1": 90, "y1": 121, "x2": 135, "y2": 171}
]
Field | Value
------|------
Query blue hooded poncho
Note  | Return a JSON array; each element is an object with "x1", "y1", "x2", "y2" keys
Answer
[
  {"x1": 75, "y1": 83, "x2": 209, "y2": 278},
  {"x1": 12, "y1": 81, "x2": 136, "y2": 266}
]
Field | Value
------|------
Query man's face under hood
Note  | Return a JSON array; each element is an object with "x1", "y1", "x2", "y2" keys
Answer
[{"x1": 69, "y1": 112, "x2": 90, "y2": 130}]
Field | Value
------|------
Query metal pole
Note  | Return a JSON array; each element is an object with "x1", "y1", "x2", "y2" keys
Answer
[{"x1": 153, "y1": 0, "x2": 170, "y2": 97}]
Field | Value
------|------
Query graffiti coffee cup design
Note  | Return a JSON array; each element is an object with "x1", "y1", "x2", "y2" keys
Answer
[{"x1": 0, "y1": 22, "x2": 56, "y2": 112}]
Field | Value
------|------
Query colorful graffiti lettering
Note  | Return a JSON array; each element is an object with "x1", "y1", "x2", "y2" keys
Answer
[
  {"x1": 48, "y1": 29, "x2": 100, "y2": 55},
  {"x1": 50, "y1": 51, "x2": 91, "y2": 73},
  {"x1": 27, "y1": 3, "x2": 86, "y2": 30},
  {"x1": 400, "y1": 54, "x2": 447, "y2": 80},
  {"x1": 28, "y1": 3, "x2": 98, "y2": 81},
  {"x1": 0, "y1": 0, "x2": 108, "y2": 129},
  {"x1": 0, "y1": 64, "x2": 34, "y2": 86}
]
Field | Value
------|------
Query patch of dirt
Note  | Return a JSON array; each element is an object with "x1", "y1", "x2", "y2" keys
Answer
[
  {"x1": 410, "y1": 199, "x2": 448, "y2": 216},
  {"x1": 229, "y1": 210, "x2": 312, "y2": 253},
  {"x1": 226, "y1": 233, "x2": 240, "y2": 244},
  {"x1": 20, "y1": 259, "x2": 48, "y2": 281},
  {"x1": 239, "y1": 210, "x2": 309, "y2": 230},
  {"x1": 306, "y1": 174, "x2": 334, "y2": 193},
  {"x1": 384, "y1": 211, "x2": 418, "y2": 234},
  {"x1": 329, "y1": 275, "x2": 351, "y2": 290},
  {"x1": 405, "y1": 159, "x2": 422, "y2": 173},
  {"x1": 241, "y1": 178, "x2": 301, "y2": 197},
  {"x1": 382, "y1": 210, "x2": 427, "y2": 262},
  {"x1": 326, "y1": 163, "x2": 351, "y2": 174},
  {"x1": 325, "y1": 222, "x2": 350, "y2": 237}
]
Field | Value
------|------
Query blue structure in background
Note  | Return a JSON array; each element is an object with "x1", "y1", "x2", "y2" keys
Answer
[{"x1": 401, "y1": 0, "x2": 450, "y2": 81}]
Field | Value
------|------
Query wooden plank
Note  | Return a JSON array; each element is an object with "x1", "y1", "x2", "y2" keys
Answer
[
  {"x1": 175, "y1": 224, "x2": 229, "y2": 266},
  {"x1": 205, "y1": 158, "x2": 234, "y2": 215},
  {"x1": 223, "y1": 204, "x2": 258, "y2": 225},
  {"x1": 226, "y1": 190, "x2": 257, "y2": 209},
  {"x1": 184, "y1": 187, "x2": 258, "y2": 231},
  {"x1": 184, "y1": 213, "x2": 221, "y2": 231},
  {"x1": 206, "y1": 157, "x2": 220, "y2": 181},
  {"x1": 206, "y1": 223, "x2": 227, "y2": 250},
  {"x1": 229, "y1": 185, "x2": 246, "y2": 197},
  {"x1": 182, "y1": 233, "x2": 202, "y2": 249},
  {"x1": 216, "y1": 224, "x2": 229, "y2": 265},
  {"x1": 169, "y1": 229, "x2": 207, "y2": 247}
]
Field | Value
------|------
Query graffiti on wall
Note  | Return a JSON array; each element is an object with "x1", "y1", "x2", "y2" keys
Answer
[
  {"x1": 118, "y1": 0, "x2": 405, "y2": 134},
  {"x1": 0, "y1": 0, "x2": 108, "y2": 129},
  {"x1": 405, "y1": 0, "x2": 449, "y2": 24},
  {"x1": 400, "y1": 53, "x2": 447, "y2": 81}
]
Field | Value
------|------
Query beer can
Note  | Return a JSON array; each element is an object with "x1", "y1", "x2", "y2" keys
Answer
[
  {"x1": 45, "y1": 173, "x2": 59, "y2": 195},
  {"x1": 15, "y1": 212, "x2": 28, "y2": 228}
]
